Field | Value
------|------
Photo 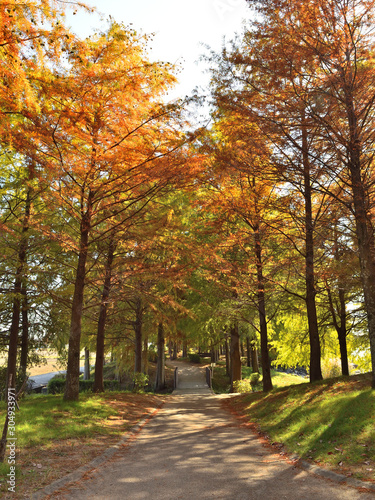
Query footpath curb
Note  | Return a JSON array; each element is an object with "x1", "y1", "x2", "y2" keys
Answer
[
  {"x1": 299, "y1": 460, "x2": 375, "y2": 493},
  {"x1": 29, "y1": 400, "x2": 165, "y2": 500}
]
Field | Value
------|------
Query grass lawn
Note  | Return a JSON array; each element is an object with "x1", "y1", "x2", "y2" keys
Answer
[
  {"x1": 0, "y1": 392, "x2": 166, "y2": 498},
  {"x1": 225, "y1": 373, "x2": 375, "y2": 483},
  {"x1": 212, "y1": 364, "x2": 307, "y2": 393}
]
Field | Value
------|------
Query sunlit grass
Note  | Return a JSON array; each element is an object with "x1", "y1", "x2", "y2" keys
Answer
[
  {"x1": 229, "y1": 373, "x2": 375, "y2": 480},
  {"x1": 0, "y1": 392, "x2": 126, "y2": 448},
  {"x1": 212, "y1": 365, "x2": 307, "y2": 393}
]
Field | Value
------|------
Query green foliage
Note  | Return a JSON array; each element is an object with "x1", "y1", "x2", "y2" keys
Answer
[
  {"x1": 250, "y1": 372, "x2": 260, "y2": 387},
  {"x1": 188, "y1": 353, "x2": 201, "y2": 363},
  {"x1": 132, "y1": 372, "x2": 149, "y2": 393},
  {"x1": 233, "y1": 379, "x2": 251, "y2": 393},
  {"x1": 47, "y1": 378, "x2": 120, "y2": 394},
  {"x1": 321, "y1": 358, "x2": 342, "y2": 379}
]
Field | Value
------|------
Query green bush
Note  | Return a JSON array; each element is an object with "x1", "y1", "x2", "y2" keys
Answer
[
  {"x1": 250, "y1": 372, "x2": 260, "y2": 387},
  {"x1": 47, "y1": 378, "x2": 120, "y2": 394},
  {"x1": 47, "y1": 377, "x2": 66, "y2": 394},
  {"x1": 188, "y1": 353, "x2": 201, "y2": 363},
  {"x1": 321, "y1": 358, "x2": 342, "y2": 379},
  {"x1": 132, "y1": 373, "x2": 149, "y2": 393},
  {"x1": 233, "y1": 379, "x2": 251, "y2": 393}
]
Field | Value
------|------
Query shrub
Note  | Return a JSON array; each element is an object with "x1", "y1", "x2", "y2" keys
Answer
[
  {"x1": 188, "y1": 353, "x2": 201, "y2": 363},
  {"x1": 322, "y1": 358, "x2": 342, "y2": 379},
  {"x1": 132, "y1": 373, "x2": 149, "y2": 393},
  {"x1": 250, "y1": 372, "x2": 260, "y2": 388},
  {"x1": 233, "y1": 379, "x2": 251, "y2": 393}
]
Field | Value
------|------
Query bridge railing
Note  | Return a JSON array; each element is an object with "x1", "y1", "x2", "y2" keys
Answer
[
  {"x1": 174, "y1": 367, "x2": 178, "y2": 390},
  {"x1": 205, "y1": 367, "x2": 212, "y2": 388}
]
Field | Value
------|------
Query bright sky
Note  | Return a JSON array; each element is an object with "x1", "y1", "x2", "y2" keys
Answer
[{"x1": 66, "y1": 0, "x2": 252, "y2": 101}]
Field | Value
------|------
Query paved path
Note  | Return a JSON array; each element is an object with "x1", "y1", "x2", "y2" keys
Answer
[
  {"x1": 44, "y1": 363, "x2": 375, "y2": 499},
  {"x1": 172, "y1": 359, "x2": 212, "y2": 394}
]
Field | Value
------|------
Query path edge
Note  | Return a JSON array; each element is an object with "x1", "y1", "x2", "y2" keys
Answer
[{"x1": 29, "y1": 400, "x2": 165, "y2": 500}]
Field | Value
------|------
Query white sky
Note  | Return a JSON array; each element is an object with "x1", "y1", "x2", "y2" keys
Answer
[{"x1": 65, "y1": 0, "x2": 252, "y2": 101}]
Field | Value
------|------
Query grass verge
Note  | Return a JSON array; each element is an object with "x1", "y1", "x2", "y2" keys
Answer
[
  {"x1": 0, "y1": 392, "x2": 166, "y2": 498},
  {"x1": 212, "y1": 365, "x2": 307, "y2": 393},
  {"x1": 225, "y1": 373, "x2": 375, "y2": 483}
]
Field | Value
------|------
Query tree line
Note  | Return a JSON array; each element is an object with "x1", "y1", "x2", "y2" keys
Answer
[{"x1": 1, "y1": 0, "x2": 375, "y2": 418}]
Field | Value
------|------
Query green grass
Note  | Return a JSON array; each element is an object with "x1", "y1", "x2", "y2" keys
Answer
[
  {"x1": 211, "y1": 365, "x2": 307, "y2": 393},
  {"x1": 0, "y1": 392, "x2": 126, "y2": 448},
  {"x1": 229, "y1": 373, "x2": 375, "y2": 480}
]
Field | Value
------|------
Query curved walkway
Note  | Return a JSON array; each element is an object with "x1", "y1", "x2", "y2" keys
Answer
[{"x1": 36, "y1": 363, "x2": 375, "y2": 499}]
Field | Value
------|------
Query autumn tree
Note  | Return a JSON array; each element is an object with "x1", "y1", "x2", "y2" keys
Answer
[{"x1": 245, "y1": 0, "x2": 375, "y2": 387}]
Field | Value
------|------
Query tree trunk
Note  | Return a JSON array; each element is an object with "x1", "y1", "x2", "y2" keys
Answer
[
  {"x1": 246, "y1": 336, "x2": 251, "y2": 368},
  {"x1": 6, "y1": 189, "x2": 31, "y2": 393},
  {"x1": 182, "y1": 341, "x2": 187, "y2": 358},
  {"x1": 254, "y1": 223, "x2": 273, "y2": 392},
  {"x1": 19, "y1": 289, "x2": 29, "y2": 380},
  {"x1": 230, "y1": 322, "x2": 241, "y2": 392},
  {"x1": 347, "y1": 134, "x2": 375, "y2": 387},
  {"x1": 134, "y1": 297, "x2": 143, "y2": 373},
  {"x1": 155, "y1": 322, "x2": 165, "y2": 391},
  {"x1": 327, "y1": 283, "x2": 349, "y2": 377},
  {"x1": 142, "y1": 336, "x2": 149, "y2": 375},
  {"x1": 251, "y1": 345, "x2": 260, "y2": 373},
  {"x1": 93, "y1": 234, "x2": 115, "y2": 393},
  {"x1": 240, "y1": 341, "x2": 244, "y2": 358},
  {"x1": 64, "y1": 192, "x2": 93, "y2": 401},
  {"x1": 337, "y1": 288, "x2": 349, "y2": 376},
  {"x1": 84, "y1": 348, "x2": 90, "y2": 380},
  {"x1": 225, "y1": 338, "x2": 230, "y2": 377},
  {"x1": 302, "y1": 122, "x2": 322, "y2": 383}
]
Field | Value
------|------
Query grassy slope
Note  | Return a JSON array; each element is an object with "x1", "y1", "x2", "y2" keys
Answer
[{"x1": 226, "y1": 373, "x2": 375, "y2": 482}]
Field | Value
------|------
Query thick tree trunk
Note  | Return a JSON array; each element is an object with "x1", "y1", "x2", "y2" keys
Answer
[
  {"x1": 64, "y1": 193, "x2": 93, "y2": 401},
  {"x1": 155, "y1": 322, "x2": 165, "y2": 391},
  {"x1": 347, "y1": 131, "x2": 375, "y2": 387},
  {"x1": 302, "y1": 124, "x2": 322, "y2": 383},
  {"x1": 254, "y1": 224, "x2": 273, "y2": 392},
  {"x1": 93, "y1": 235, "x2": 115, "y2": 393},
  {"x1": 182, "y1": 341, "x2": 188, "y2": 358},
  {"x1": 230, "y1": 322, "x2": 241, "y2": 392},
  {"x1": 134, "y1": 297, "x2": 143, "y2": 373}
]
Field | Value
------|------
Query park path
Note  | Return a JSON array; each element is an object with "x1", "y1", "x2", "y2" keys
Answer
[{"x1": 45, "y1": 362, "x2": 374, "y2": 499}]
